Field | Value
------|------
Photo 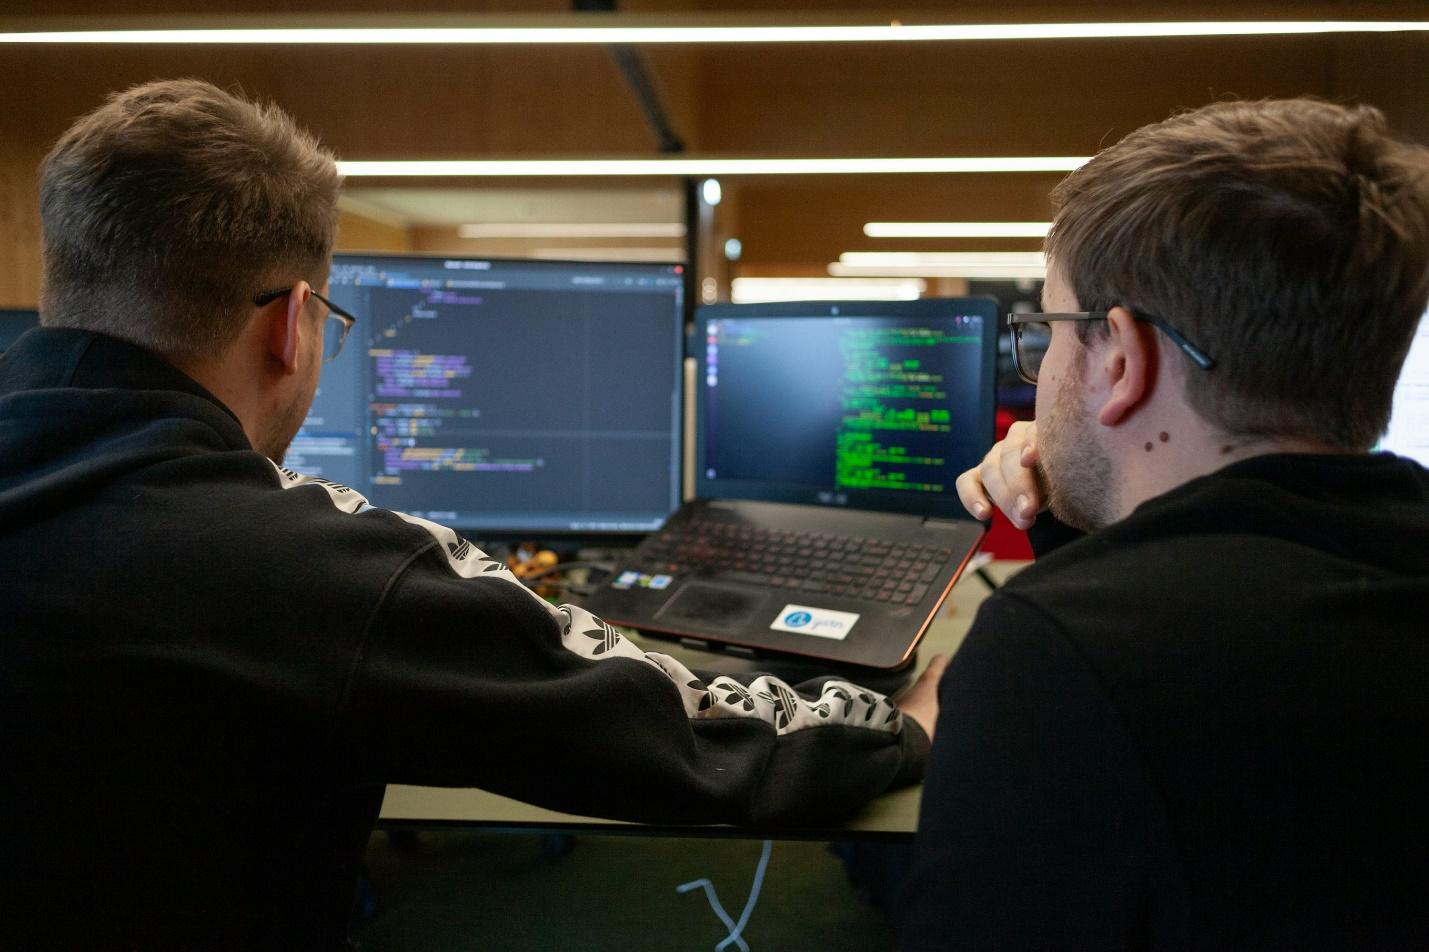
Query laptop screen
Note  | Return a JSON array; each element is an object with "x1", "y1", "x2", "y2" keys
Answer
[{"x1": 695, "y1": 299, "x2": 998, "y2": 520}]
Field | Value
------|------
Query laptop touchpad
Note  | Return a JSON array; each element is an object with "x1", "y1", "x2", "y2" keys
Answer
[{"x1": 656, "y1": 582, "x2": 764, "y2": 627}]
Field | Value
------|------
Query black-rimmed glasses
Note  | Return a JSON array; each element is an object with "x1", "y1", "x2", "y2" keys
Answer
[
  {"x1": 1007, "y1": 310, "x2": 1215, "y2": 385},
  {"x1": 253, "y1": 287, "x2": 358, "y2": 364}
]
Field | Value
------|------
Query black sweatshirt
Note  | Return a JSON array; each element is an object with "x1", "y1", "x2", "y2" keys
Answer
[
  {"x1": 0, "y1": 328, "x2": 927, "y2": 950},
  {"x1": 899, "y1": 451, "x2": 1429, "y2": 950}
]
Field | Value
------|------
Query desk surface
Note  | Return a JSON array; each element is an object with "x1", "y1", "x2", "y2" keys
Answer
[{"x1": 378, "y1": 560, "x2": 1026, "y2": 839}]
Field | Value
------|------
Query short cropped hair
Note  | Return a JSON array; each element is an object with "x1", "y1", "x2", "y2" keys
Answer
[
  {"x1": 1047, "y1": 98, "x2": 1429, "y2": 451},
  {"x1": 39, "y1": 78, "x2": 342, "y2": 360}
]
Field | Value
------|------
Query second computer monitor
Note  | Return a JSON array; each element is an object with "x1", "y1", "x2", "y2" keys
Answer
[
  {"x1": 0, "y1": 309, "x2": 39, "y2": 352},
  {"x1": 290, "y1": 253, "x2": 685, "y2": 534},
  {"x1": 1381, "y1": 308, "x2": 1429, "y2": 466}
]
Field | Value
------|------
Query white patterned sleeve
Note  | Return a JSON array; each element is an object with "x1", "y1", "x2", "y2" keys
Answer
[{"x1": 273, "y1": 463, "x2": 928, "y2": 826}]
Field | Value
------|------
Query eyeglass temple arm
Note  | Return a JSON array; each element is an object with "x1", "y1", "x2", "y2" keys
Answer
[{"x1": 1136, "y1": 314, "x2": 1215, "y2": 370}]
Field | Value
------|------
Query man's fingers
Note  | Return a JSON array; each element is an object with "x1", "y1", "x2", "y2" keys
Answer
[
  {"x1": 998, "y1": 462, "x2": 1041, "y2": 530},
  {"x1": 991, "y1": 425, "x2": 1041, "y2": 528},
  {"x1": 960, "y1": 422, "x2": 1044, "y2": 526},
  {"x1": 955, "y1": 469, "x2": 992, "y2": 521},
  {"x1": 919, "y1": 653, "x2": 950, "y2": 685}
]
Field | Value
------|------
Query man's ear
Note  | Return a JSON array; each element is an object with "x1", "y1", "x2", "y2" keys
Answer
[
  {"x1": 265, "y1": 281, "x2": 311, "y2": 374},
  {"x1": 1095, "y1": 305, "x2": 1156, "y2": 427}
]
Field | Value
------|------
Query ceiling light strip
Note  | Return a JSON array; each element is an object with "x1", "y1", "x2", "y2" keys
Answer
[
  {"x1": 830, "y1": 262, "x2": 1048, "y2": 279},
  {"x1": 339, "y1": 157, "x2": 1089, "y2": 177},
  {"x1": 840, "y1": 252, "x2": 1047, "y2": 265},
  {"x1": 458, "y1": 222, "x2": 687, "y2": 238},
  {"x1": 864, "y1": 221, "x2": 1052, "y2": 238},
  {"x1": 831, "y1": 253, "x2": 1047, "y2": 278},
  {"x1": 731, "y1": 277, "x2": 928, "y2": 303},
  {"x1": 2, "y1": 22, "x2": 1426, "y2": 44},
  {"x1": 530, "y1": 247, "x2": 686, "y2": 261}
]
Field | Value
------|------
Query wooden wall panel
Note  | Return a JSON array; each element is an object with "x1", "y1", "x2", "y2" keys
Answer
[
  {"x1": 406, "y1": 226, "x2": 685, "y2": 260},
  {"x1": 0, "y1": 153, "x2": 44, "y2": 309},
  {"x1": 1331, "y1": 34, "x2": 1429, "y2": 144},
  {"x1": 335, "y1": 210, "x2": 412, "y2": 254}
]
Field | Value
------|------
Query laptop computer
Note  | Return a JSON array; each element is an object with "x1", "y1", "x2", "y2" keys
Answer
[{"x1": 582, "y1": 298, "x2": 998, "y2": 669}]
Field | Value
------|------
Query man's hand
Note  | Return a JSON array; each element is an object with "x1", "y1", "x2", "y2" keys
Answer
[
  {"x1": 897, "y1": 654, "x2": 949, "y2": 743},
  {"x1": 955, "y1": 421, "x2": 1044, "y2": 530}
]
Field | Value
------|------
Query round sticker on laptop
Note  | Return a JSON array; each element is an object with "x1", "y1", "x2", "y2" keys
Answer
[{"x1": 771, "y1": 604, "x2": 859, "y2": 640}]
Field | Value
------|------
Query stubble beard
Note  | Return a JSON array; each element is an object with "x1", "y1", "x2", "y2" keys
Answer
[
  {"x1": 1038, "y1": 352, "x2": 1118, "y2": 533},
  {"x1": 257, "y1": 391, "x2": 312, "y2": 466}
]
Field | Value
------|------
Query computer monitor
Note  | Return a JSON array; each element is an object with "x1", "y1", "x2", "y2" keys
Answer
[
  {"x1": 289, "y1": 253, "x2": 686, "y2": 535},
  {"x1": 0, "y1": 309, "x2": 39, "y2": 352},
  {"x1": 1381, "y1": 309, "x2": 1429, "y2": 466}
]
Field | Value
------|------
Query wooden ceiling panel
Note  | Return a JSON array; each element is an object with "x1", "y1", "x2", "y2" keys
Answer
[
  {"x1": 0, "y1": 44, "x2": 686, "y2": 156},
  {"x1": 725, "y1": 176, "x2": 1062, "y2": 272},
  {"x1": 693, "y1": 37, "x2": 1339, "y2": 156},
  {"x1": 688, "y1": 0, "x2": 1428, "y2": 17}
]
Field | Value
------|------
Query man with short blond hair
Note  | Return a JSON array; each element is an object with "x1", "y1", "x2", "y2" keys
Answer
[
  {"x1": 42, "y1": 78, "x2": 342, "y2": 362},
  {"x1": 900, "y1": 99, "x2": 1429, "y2": 950}
]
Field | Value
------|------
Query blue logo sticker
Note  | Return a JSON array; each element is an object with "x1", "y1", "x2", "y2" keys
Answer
[{"x1": 771, "y1": 604, "x2": 860, "y2": 640}]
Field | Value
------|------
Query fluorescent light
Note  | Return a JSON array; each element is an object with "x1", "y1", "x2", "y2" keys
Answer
[
  {"x1": 832, "y1": 251, "x2": 1046, "y2": 279},
  {"x1": 2, "y1": 22, "x2": 1427, "y2": 45},
  {"x1": 841, "y1": 252, "x2": 1047, "y2": 266},
  {"x1": 530, "y1": 247, "x2": 685, "y2": 262},
  {"x1": 338, "y1": 157, "x2": 1089, "y2": 177},
  {"x1": 731, "y1": 277, "x2": 927, "y2": 304},
  {"x1": 457, "y1": 222, "x2": 685, "y2": 238},
  {"x1": 864, "y1": 221, "x2": 1052, "y2": 238},
  {"x1": 831, "y1": 262, "x2": 1047, "y2": 279}
]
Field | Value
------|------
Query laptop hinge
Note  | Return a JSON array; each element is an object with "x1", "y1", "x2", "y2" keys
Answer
[{"x1": 921, "y1": 516, "x2": 972, "y2": 530}]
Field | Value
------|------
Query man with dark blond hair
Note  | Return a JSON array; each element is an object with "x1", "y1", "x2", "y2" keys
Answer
[
  {"x1": 0, "y1": 79, "x2": 942, "y2": 950},
  {"x1": 41, "y1": 79, "x2": 342, "y2": 363},
  {"x1": 899, "y1": 99, "x2": 1429, "y2": 950}
]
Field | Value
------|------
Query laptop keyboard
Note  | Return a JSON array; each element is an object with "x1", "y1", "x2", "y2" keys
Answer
[{"x1": 636, "y1": 518, "x2": 956, "y2": 606}]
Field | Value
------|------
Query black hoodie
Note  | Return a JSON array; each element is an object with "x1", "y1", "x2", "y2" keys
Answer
[
  {"x1": 901, "y1": 448, "x2": 1429, "y2": 950},
  {"x1": 0, "y1": 328, "x2": 927, "y2": 950}
]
